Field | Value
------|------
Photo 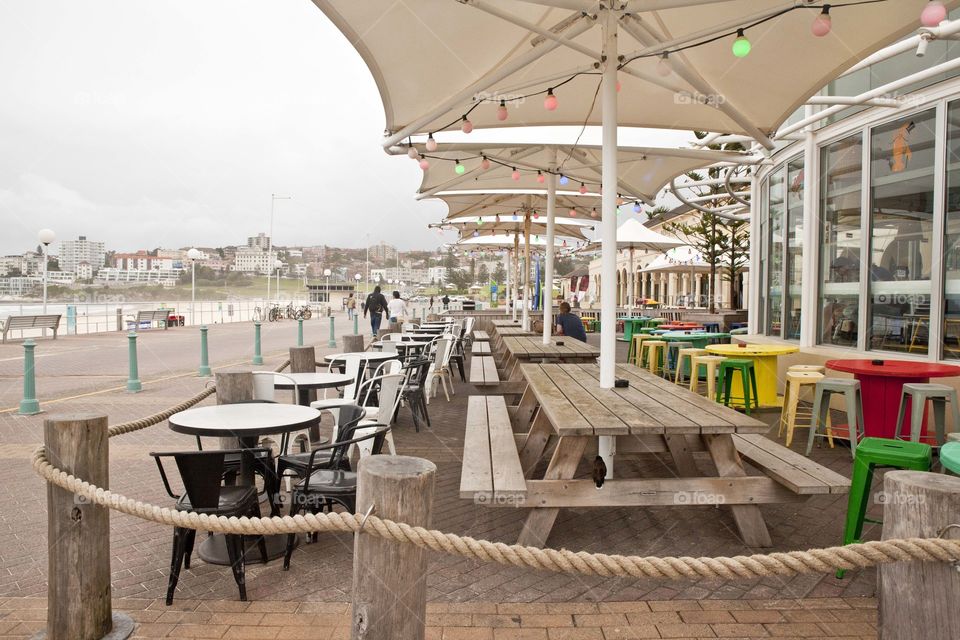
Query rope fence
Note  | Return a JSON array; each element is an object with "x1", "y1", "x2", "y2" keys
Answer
[{"x1": 30, "y1": 355, "x2": 960, "y2": 582}]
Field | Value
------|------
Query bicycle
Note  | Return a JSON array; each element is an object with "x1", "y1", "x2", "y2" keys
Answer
[{"x1": 268, "y1": 305, "x2": 283, "y2": 322}]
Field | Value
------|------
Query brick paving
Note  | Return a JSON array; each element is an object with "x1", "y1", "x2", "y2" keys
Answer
[{"x1": 0, "y1": 318, "x2": 880, "y2": 637}]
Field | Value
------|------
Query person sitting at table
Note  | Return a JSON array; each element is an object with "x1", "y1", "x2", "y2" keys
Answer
[
  {"x1": 555, "y1": 301, "x2": 587, "y2": 342},
  {"x1": 387, "y1": 290, "x2": 407, "y2": 325}
]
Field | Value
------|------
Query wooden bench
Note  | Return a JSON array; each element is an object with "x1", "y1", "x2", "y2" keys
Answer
[
  {"x1": 128, "y1": 309, "x2": 173, "y2": 330},
  {"x1": 460, "y1": 396, "x2": 526, "y2": 504},
  {"x1": 1, "y1": 314, "x2": 62, "y2": 343},
  {"x1": 471, "y1": 341, "x2": 491, "y2": 355},
  {"x1": 472, "y1": 330, "x2": 490, "y2": 342},
  {"x1": 469, "y1": 356, "x2": 500, "y2": 387},
  {"x1": 733, "y1": 434, "x2": 850, "y2": 495}
]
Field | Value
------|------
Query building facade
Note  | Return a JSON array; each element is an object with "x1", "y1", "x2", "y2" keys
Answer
[
  {"x1": 58, "y1": 236, "x2": 105, "y2": 275},
  {"x1": 233, "y1": 246, "x2": 277, "y2": 274}
]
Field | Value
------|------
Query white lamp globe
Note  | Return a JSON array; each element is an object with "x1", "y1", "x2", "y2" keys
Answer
[
  {"x1": 354, "y1": 273, "x2": 361, "y2": 281},
  {"x1": 38, "y1": 229, "x2": 56, "y2": 245},
  {"x1": 323, "y1": 268, "x2": 332, "y2": 277},
  {"x1": 275, "y1": 260, "x2": 283, "y2": 269},
  {"x1": 187, "y1": 248, "x2": 202, "y2": 260}
]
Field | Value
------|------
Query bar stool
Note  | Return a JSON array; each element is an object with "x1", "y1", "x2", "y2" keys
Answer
[
  {"x1": 836, "y1": 437, "x2": 932, "y2": 578},
  {"x1": 665, "y1": 341, "x2": 694, "y2": 380},
  {"x1": 702, "y1": 322, "x2": 720, "y2": 333},
  {"x1": 689, "y1": 355, "x2": 726, "y2": 400},
  {"x1": 779, "y1": 371, "x2": 827, "y2": 448},
  {"x1": 642, "y1": 340, "x2": 668, "y2": 375},
  {"x1": 628, "y1": 333, "x2": 652, "y2": 366},
  {"x1": 788, "y1": 364, "x2": 826, "y2": 375},
  {"x1": 716, "y1": 359, "x2": 759, "y2": 414},
  {"x1": 809, "y1": 378, "x2": 863, "y2": 459},
  {"x1": 894, "y1": 383, "x2": 960, "y2": 445},
  {"x1": 675, "y1": 348, "x2": 708, "y2": 384}
]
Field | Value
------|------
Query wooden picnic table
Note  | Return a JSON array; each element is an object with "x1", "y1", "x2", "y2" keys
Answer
[
  {"x1": 502, "y1": 362, "x2": 848, "y2": 548},
  {"x1": 492, "y1": 319, "x2": 524, "y2": 328},
  {"x1": 490, "y1": 325, "x2": 536, "y2": 352},
  {"x1": 499, "y1": 336, "x2": 599, "y2": 380}
]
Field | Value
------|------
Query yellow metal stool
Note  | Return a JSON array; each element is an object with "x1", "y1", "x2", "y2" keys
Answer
[
  {"x1": 629, "y1": 333, "x2": 652, "y2": 366},
  {"x1": 788, "y1": 364, "x2": 826, "y2": 375},
  {"x1": 675, "y1": 347, "x2": 708, "y2": 384},
  {"x1": 780, "y1": 371, "x2": 831, "y2": 448},
  {"x1": 642, "y1": 340, "x2": 668, "y2": 375},
  {"x1": 689, "y1": 355, "x2": 726, "y2": 400}
]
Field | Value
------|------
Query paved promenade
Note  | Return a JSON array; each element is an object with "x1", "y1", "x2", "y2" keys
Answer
[{"x1": 0, "y1": 316, "x2": 880, "y2": 638}]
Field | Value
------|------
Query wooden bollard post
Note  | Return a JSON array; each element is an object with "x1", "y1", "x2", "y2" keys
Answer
[
  {"x1": 343, "y1": 334, "x2": 365, "y2": 353},
  {"x1": 879, "y1": 470, "x2": 960, "y2": 639},
  {"x1": 352, "y1": 456, "x2": 436, "y2": 640},
  {"x1": 42, "y1": 414, "x2": 133, "y2": 640}
]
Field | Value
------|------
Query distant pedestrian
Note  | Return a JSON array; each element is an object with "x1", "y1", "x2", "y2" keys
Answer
[
  {"x1": 346, "y1": 293, "x2": 357, "y2": 320},
  {"x1": 555, "y1": 301, "x2": 587, "y2": 343},
  {"x1": 442, "y1": 294, "x2": 450, "y2": 310},
  {"x1": 387, "y1": 290, "x2": 407, "y2": 325},
  {"x1": 364, "y1": 286, "x2": 389, "y2": 337},
  {"x1": 429, "y1": 295, "x2": 434, "y2": 312}
]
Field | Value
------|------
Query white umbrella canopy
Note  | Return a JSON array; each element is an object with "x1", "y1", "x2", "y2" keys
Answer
[
  {"x1": 438, "y1": 216, "x2": 595, "y2": 241},
  {"x1": 585, "y1": 218, "x2": 684, "y2": 253},
  {"x1": 407, "y1": 142, "x2": 758, "y2": 205},
  {"x1": 312, "y1": 0, "x2": 952, "y2": 146},
  {"x1": 458, "y1": 233, "x2": 574, "y2": 249},
  {"x1": 436, "y1": 191, "x2": 602, "y2": 221}
]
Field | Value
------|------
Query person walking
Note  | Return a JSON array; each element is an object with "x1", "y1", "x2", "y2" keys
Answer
[
  {"x1": 364, "y1": 286, "x2": 389, "y2": 337},
  {"x1": 346, "y1": 293, "x2": 357, "y2": 320},
  {"x1": 387, "y1": 290, "x2": 407, "y2": 326},
  {"x1": 554, "y1": 301, "x2": 587, "y2": 342}
]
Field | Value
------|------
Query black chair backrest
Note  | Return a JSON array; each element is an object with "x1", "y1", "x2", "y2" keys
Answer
[
  {"x1": 402, "y1": 358, "x2": 432, "y2": 388},
  {"x1": 299, "y1": 425, "x2": 392, "y2": 493},
  {"x1": 151, "y1": 448, "x2": 271, "y2": 508}
]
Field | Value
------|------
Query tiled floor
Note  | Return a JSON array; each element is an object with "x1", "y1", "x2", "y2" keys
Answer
[{"x1": 0, "y1": 319, "x2": 881, "y2": 637}]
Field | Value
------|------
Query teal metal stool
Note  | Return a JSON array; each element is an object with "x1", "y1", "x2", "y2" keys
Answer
[
  {"x1": 716, "y1": 359, "x2": 759, "y2": 414},
  {"x1": 894, "y1": 383, "x2": 960, "y2": 445},
  {"x1": 941, "y1": 442, "x2": 960, "y2": 474},
  {"x1": 809, "y1": 378, "x2": 863, "y2": 459},
  {"x1": 665, "y1": 341, "x2": 693, "y2": 380},
  {"x1": 836, "y1": 437, "x2": 932, "y2": 578}
]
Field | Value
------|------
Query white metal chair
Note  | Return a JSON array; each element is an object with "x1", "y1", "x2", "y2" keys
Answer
[
  {"x1": 309, "y1": 354, "x2": 365, "y2": 427},
  {"x1": 351, "y1": 369, "x2": 404, "y2": 456},
  {"x1": 426, "y1": 334, "x2": 456, "y2": 402}
]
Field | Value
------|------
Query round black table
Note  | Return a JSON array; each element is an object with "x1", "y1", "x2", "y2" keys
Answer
[{"x1": 168, "y1": 403, "x2": 321, "y2": 565}]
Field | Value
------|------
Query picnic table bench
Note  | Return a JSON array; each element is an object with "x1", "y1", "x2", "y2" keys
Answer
[
  {"x1": 1, "y1": 314, "x2": 62, "y2": 342},
  {"x1": 499, "y1": 336, "x2": 599, "y2": 380},
  {"x1": 127, "y1": 309, "x2": 175, "y2": 330},
  {"x1": 462, "y1": 362, "x2": 849, "y2": 548},
  {"x1": 471, "y1": 341, "x2": 491, "y2": 355},
  {"x1": 469, "y1": 356, "x2": 500, "y2": 387},
  {"x1": 472, "y1": 330, "x2": 490, "y2": 342},
  {"x1": 461, "y1": 396, "x2": 526, "y2": 504}
]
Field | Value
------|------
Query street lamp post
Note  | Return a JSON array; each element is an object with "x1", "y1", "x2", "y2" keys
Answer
[
  {"x1": 323, "y1": 268, "x2": 332, "y2": 314},
  {"x1": 353, "y1": 273, "x2": 362, "y2": 335},
  {"x1": 364, "y1": 233, "x2": 370, "y2": 296},
  {"x1": 37, "y1": 229, "x2": 55, "y2": 314},
  {"x1": 275, "y1": 259, "x2": 283, "y2": 301},
  {"x1": 187, "y1": 248, "x2": 202, "y2": 325},
  {"x1": 267, "y1": 193, "x2": 291, "y2": 303}
]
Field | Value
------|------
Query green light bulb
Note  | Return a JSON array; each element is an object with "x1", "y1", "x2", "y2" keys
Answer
[
  {"x1": 455, "y1": 161, "x2": 466, "y2": 175},
  {"x1": 732, "y1": 29, "x2": 751, "y2": 58}
]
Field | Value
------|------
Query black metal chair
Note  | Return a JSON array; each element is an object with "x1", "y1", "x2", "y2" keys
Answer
[
  {"x1": 400, "y1": 358, "x2": 432, "y2": 431},
  {"x1": 449, "y1": 324, "x2": 467, "y2": 382},
  {"x1": 275, "y1": 405, "x2": 367, "y2": 486},
  {"x1": 282, "y1": 423, "x2": 391, "y2": 570},
  {"x1": 151, "y1": 449, "x2": 272, "y2": 604}
]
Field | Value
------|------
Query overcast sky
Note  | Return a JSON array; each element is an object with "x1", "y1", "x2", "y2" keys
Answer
[{"x1": 0, "y1": 1, "x2": 690, "y2": 256}]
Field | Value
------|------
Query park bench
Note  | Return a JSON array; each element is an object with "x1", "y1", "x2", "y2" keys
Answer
[
  {"x1": 469, "y1": 355, "x2": 500, "y2": 387},
  {"x1": 1, "y1": 314, "x2": 61, "y2": 343},
  {"x1": 127, "y1": 309, "x2": 174, "y2": 330},
  {"x1": 471, "y1": 341, "x2": 491, "y2": 355},
  {"x1": 733, "y1": 434, "x2": 850, "y2": 495},
  {"x1": 472, "y1": 330, "x2": 490, "y2": 342},
  {"x1": 460, "y1": 396, "x2": 526, "y2": 505}
]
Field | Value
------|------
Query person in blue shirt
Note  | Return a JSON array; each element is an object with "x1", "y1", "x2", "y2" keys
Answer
[{"x1": 555, "y1": 301, "x2": 587, "y2": 342}]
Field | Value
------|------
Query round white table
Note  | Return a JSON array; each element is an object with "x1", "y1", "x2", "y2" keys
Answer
[
  {"x1": 323, "y1": 351, "x2": 399, "y2": 365},
  {"x1": 272, "y1": 372, "x2": 354, "y2": 406},
  {"x1": 168, "y1": 403, "x2": 321, "y2": 565}
]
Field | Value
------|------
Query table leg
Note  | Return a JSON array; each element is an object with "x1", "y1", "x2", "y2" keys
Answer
[
  {"x1": 664, "y1": 435, "x2": 700, "y2": 477},
  {"x1": 519, "y1": 411, "x2": 553, "y2": 477},
  {"x1": 703, "y1": 434, "x2": 772, "y2": 547},
  {"x1": 512, "y1": 387, "x2": 539, "y2": 432},
  {"x1": 518, "y1": 436, "x2": 587, "y2": 547}
]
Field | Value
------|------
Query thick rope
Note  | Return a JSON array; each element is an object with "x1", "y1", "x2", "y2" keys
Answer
[
  {"x1": 32, "y1": 354, "x2": 960, "y2": 581},
  {"x1": 31, "y1": 446, "x2": 960, "y2": 581}
]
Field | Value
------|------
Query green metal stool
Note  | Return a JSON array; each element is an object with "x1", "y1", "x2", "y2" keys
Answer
[
  {"x1": 836, "y1": 437, "x2": 932, "y2": 578},
  {"x1": 665, "y1": 341, "x2": 694, "y2": 380},
  {"x1": 716, "y1": 359, "x2": 759, "y2": 414},
  {"x1": 941, "y1": 442, "x2": 960, "y2": 475}
]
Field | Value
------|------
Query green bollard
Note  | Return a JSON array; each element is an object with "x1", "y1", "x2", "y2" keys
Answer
[
  {"x1": 297, "y1": 318, "x2": 304, "y2": 347},
  {"x1": 18, "y1": 339, "x2": 40, "y2": 415},
  {"x1": 126, "y1": 332, "x2": 142, "y2": 392},
  {"x1": 353, "y1": 314, "x2": 359, "y2": 335},
  {"x1": 198, "y1": 325, "x2": 212, "y2": 377},
  {"x1": 328, "y1": 316, "x2": 337, "y2": 347},
  {"x1": 252, "y1": 322, "x2": 263, "y2": 365}
]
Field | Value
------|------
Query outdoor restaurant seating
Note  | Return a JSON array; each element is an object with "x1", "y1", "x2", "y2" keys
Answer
[
  {"x1": 779, "y1": 370, "x2": 825, "y2": 448},
  {"x1": 400, "y1": 357, "x2": 432, "y2": 431},
  {"x1": 894, "y1": 383, "x2": 960, "y2": 445},
  {"x1": 151, "y1": 449, "x2": 272, "y2": 604},
  {"x1": 310, "y1": 354, "x2": 365, "y2": 425},
  {"x1": 275, "y1": 405, "x2": 367, "y2": 486},
  {"x1": 810, "y1": 378, "x2": 863, "y2": 458},
  {"x1": 716, "y1": 359, "x2": 759, "y2": 414}
]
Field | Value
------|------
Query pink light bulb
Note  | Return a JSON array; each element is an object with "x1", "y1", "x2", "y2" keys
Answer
[
  {"x1": 481, "y1": 157, "x2": 490, "y2": 170},
  {"x1": 536, "y1": 172, "x2": 545, "y2": 184},
  {"x1": 407, "y1": 146, "x2": 418, "y2": 159},
  {"x1": 616, "y1": 80, "x2": 622, "y2": 93},
  {"x1": 461, "y1": 117, "x2": 473, "y2": 134},
  {"x1": 569, "y1": 209, "x2": 577, "y2": 217},
  {"x1": 590, "y1": 208, "x2": 598, "y2": 218},
  {"x1": 922, "y1": 1, "x2": 947, "y2": 27},
  {"x1": 511, "y1": 169, "x2": 520, "y2": 181},
  {"x1": 811, "y1": 8, "x2": 832, "y2": 37},
  {"x1": 425, "y1": 134, "x2": 438, "y2": 152},
  {"x1": 579, "y1": 184, "x2": 587, "y2": 195},
  {"x1": 497, "y1": 100, "x2": 508, "y2": 121},
  {"x1": 419, "y1": 157, "x2": 430, "y2": 170},
  {"x1": 544, "y1": 89, "x2": 558, "y2": 111}
]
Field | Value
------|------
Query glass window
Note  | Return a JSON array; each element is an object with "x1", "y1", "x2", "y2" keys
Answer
[
  {"x1": 868, "y1": 110, "x2": 937, "y2": 354},
  {"x1": 766, "y1": 168, "x2": 785, "y2": 336},
  {"x1": 944, "y1": 101, "x2": 960, "y2": 359},
  {"x1": 757, "y1": 178, "x2": 767, "y2": 331},
  {"x1": 819, "y1": 134, "x2": 863, "y2": 347},
  {"x1": 785, "y1": 159, "x2": 804, "y2": 340}
]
